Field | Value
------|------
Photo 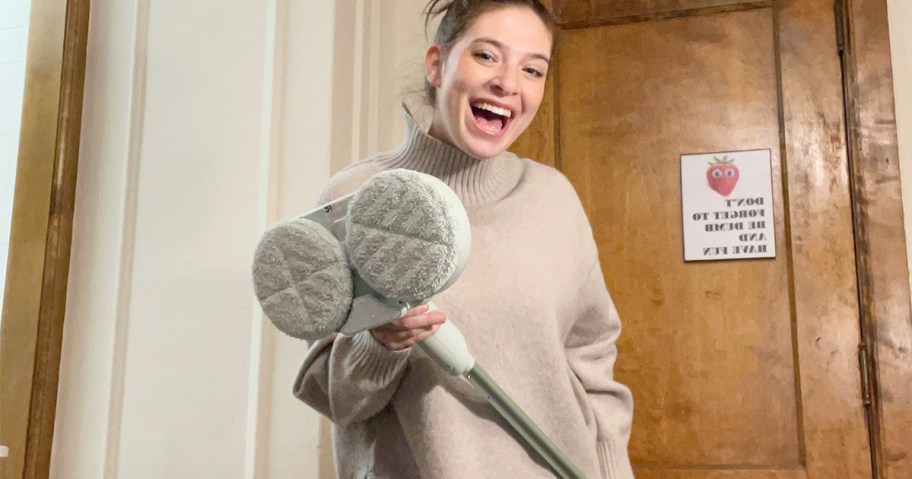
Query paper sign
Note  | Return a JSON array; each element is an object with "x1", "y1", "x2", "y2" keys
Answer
[{"x1": 681, "y1": 149, "x2": 776, "y2": 261}]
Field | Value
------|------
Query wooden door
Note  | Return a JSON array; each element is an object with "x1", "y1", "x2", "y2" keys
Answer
[{"x1": 514, "y1": 0, "x2": 885, "y2": 477}]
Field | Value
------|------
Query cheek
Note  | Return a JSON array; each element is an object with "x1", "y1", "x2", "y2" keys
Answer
[
  {"x1": 442, "y1": 73, "x2": 469, "y2": 105},
  {"x1": 523, "y1": 83, "x2": 547, "y2": 116},
  {"x1": 451, "y1": 61, "x2": 487, "y2": 92}
]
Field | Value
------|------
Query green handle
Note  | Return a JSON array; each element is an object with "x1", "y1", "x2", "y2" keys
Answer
[{"x1": 465, "y1": 364, "x2": 588, "y2": 479}]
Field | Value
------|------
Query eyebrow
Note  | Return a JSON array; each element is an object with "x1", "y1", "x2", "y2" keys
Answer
[{"x1": 471, "y1": 37, "x2": 551, "y2": 63}]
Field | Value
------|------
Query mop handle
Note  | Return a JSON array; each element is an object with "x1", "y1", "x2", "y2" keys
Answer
[
  {"x1": 464, "y1": 364, "x2": 588, "y2": 479},
  {"x1": 418, "y1": 320, "x2": 587, "y2": 479}
]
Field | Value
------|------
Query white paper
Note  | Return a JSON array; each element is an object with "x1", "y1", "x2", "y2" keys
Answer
[{"x1": 680, "y1": 149, "x2": 776, "y2": 261}]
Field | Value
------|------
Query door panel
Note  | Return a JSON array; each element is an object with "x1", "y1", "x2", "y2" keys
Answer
[
  {"x1": 560, "y1": 7, "x2": 798, "y2": 467},
  {"x1": 514, "y1": 1, "x2": 873, "y2": 477},
  {"x1": 554, "y1": 0, "x2": 755, "y2": 25}
]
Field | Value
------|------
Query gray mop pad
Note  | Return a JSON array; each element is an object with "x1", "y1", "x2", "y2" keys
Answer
[
  {"x1": 346, "y1": 169, "x2": 470, "y2": 303},
  {"x1": 252, "y1": 218, "x2": 352, "y2": 340}
]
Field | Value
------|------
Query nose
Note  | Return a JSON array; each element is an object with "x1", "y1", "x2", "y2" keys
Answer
[{"x1": 490, "y1": 66, "x2": 519, "y2": 96}]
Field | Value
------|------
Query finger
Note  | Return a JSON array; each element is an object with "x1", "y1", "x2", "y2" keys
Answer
[
  {"x1": 370, "y1": 330, "x2": 406, "y2": 351},
  {"x1": 384, "y1": 329, "x2": 422, "y2": 342},
  {"x1": 375, "y1": 329, "x2": 424, "y2": 351},
  {"x1": 412, "y1": 324, "x2": 442, "y2": 343},
  {"x1": 417, "y1": 324, "x2": 441, "y2": 339},
  {"x1": 374, "y1": 325, "x2": 424, "y2": 343},
  {"x1": 376, "y1": 321, "x2": 441, "y2": 347},
  {"x1": 383, "y1": 310, "x2": 426, "y2": 331},
  {"x1": 380, "y1": 311, "x2": 445, "y2": 332},
  {"x1": 377, "y1": 321, "x2": 412, "y2": 333},
  {"x1": 402, "y1": 304, "x2": 430, "y2": 318},
  {"x1": 390, "y1": 323, "x2": 441, "y2": 345},
  {"x1": 396, "y1": 311, "x2": 447, "y2": 330}
]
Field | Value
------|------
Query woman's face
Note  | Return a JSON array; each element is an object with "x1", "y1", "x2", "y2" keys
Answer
[{"x1": 425, "y1": 6, "x2": 552, "y2": 159}]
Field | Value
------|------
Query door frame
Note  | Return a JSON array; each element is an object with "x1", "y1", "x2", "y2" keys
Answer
[
  {"x1": 0, "y1": 0, "x2": 89, "y2": 478},
  {"x1": 837, "y1": 0, "x2": 912, "y2": 477}
]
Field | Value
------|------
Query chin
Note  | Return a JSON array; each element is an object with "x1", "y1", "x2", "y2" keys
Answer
[
  {"x1": 462, "y1": 139, "x2": 509, "y2": 159},
  {"x1": 458, "y1": 128, "x2": 516, "y2": 159}
]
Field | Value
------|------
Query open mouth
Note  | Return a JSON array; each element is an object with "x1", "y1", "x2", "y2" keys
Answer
[{"x1": 470, "y1": 101, "x2": 512, "y2": 135}]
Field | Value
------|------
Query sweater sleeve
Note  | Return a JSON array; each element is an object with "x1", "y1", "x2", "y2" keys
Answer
[
  {"x1": 293, "y1": 330, "x2": 411, "y2": 426},
  {"x1": 565, "y1": 259, "x2": 635, "y2": 479},
  {"x1": 562, "y1": 180, "x2": 635, "y2": 478}
]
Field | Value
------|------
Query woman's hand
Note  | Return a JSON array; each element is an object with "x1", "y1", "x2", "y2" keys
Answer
[{"x1": 370, "y1": 304, "x2": 447, "y2": 351}]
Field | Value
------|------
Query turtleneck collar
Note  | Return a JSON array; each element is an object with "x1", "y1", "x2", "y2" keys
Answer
[{"x1": 375, "y1": 109, "x2": 525, "y2": 207}]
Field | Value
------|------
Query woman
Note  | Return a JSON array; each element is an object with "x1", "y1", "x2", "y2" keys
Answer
[{"x1": 294, "y1": 1, "x2": 634, "y2": 477}]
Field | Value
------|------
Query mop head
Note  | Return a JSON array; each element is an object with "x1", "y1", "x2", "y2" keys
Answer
[
  {"x1": 346, "y1": 169, "x2": 471, "y2": 303},
  {"x1": 252, "y1": 218, "x2": 352, "y2": 340}
]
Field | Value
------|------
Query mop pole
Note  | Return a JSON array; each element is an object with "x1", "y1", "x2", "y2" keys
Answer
[
  {"x1": 419, "y1": 321, "x2": 587, "y2": 479},
  {"x1": 465, "y1": 364, "x2": 587, "y2": 479}
]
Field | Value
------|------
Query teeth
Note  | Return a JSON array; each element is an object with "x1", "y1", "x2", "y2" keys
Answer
[{"x1": 474, "y1": 102, "x2": 512, "y2": 118}]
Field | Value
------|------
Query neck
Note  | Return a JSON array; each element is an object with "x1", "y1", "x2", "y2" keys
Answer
[{"x1": 376, "y1": 111, "x2": 524, "y2": 207}]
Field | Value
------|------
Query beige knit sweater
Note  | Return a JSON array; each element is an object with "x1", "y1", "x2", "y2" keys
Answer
[{"x1": 294, "y1": 114, "x2": 634, "y2": 479}]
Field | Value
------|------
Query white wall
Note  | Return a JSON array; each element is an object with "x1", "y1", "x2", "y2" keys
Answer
[
  {"x1": 332, "y1": 0, "x2": 431, "y2": 165},
  {"x1": 51, "y1": 0, "x2": 335, "y2": 477},
  {"x1": 374, "y1": 0, "x2": 436, "y2": 152},
  {"x1": 889, "y1": 1, "x2": 912, "y2": 290},
  {"x1": 45, "y1": 0, "x2": 912, "y2": 477},
  {"x1": 0, "y1": 0, "x2": 31, "y2": 319}
]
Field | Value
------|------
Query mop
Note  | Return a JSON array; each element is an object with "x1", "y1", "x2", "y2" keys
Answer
[{"x1": 252, "y1": 169, "x2": 586, "y2": 479}]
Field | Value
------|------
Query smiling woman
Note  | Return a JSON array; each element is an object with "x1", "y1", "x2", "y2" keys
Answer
[
  {"x1": 291, "y1": 1, "x2": 635, "y2": 478},
  {"x1": 424, "y1": 5, "x2": 553, "y2": 158},
  {"x1": 3, "y1": 0, "x2": 911, "y2": 478}
]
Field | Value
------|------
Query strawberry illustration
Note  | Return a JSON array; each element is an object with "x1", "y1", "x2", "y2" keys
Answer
[{"x1": 706, "y1": 155, "x2": 739, "y2": 197}]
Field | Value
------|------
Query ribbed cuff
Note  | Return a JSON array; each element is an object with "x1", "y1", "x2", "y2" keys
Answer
[
  {"x1": 596, "y1": 439, "x2": 634, "y2": 479},
  {"x1": 344, "y1": 330, "x2": 411, "y2": 385}
]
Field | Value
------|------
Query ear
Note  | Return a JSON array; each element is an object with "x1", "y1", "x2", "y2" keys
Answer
[{"x1": 425, "y1": 44, "x2": 444, "y2": 88}]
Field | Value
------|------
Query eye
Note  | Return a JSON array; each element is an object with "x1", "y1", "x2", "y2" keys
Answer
[
  {"x1": 712, "y1": 169, "x2": 722, "y2": 178},
  {"x1": 473, "y1": 51, "x2": 495, "y2": 62},
  {"x1": 725, "y1": 169, "x2": 735, "y2": 178},
  {"x1": 523, "y1": 66, "x2": 545, "y2": 78}
]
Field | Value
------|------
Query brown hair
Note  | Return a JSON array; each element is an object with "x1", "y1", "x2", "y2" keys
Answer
[{"x1": 423, "y1": 0, "x2": 556, "y2": 105}]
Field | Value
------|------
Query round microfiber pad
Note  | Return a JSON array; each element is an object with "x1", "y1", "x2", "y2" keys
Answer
[
  {"x1": 252, "y1": 218, "x2": 353, "y2": 340},
  {"x1": 345, "y1": 169, "x2": 471, "y2": 303}
]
